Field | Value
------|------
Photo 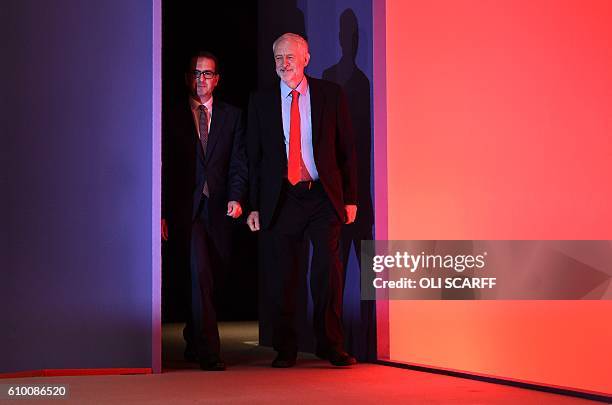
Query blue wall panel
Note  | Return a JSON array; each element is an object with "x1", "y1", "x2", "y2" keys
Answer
[{"x1": 2, "y1": 0, "x2": 154, "y2": 372}]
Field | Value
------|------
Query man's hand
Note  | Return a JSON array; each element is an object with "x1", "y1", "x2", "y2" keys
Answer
[
  {"x1": 227, "y1": 201, "x2": 243, "y2": 219},
  {"x1": 344, "y1": 205, "x2": 357, "y2": 224},
  {"x1": 161, "y1": 219, "x2": 168, "y2": 241},
  {"x1": 246, "y1": 211, "x2": 260, "y2": 232}
]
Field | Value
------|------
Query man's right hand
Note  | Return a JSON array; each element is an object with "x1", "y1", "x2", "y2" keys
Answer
[
  {"x1": 161, "y1": 219, "x2": 168, "y2": 241},
  {"x1": 246, "y1": 211, "x2": 260, "y2": 232}
]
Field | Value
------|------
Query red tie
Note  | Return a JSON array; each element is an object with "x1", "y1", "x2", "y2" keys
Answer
[{"x1": 288, "y1": 90, "x2": 301, "y2": 185}]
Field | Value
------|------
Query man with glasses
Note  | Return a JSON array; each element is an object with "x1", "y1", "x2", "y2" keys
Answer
[{"x1": 162, "y1": 51, "x2": 247, "y2": 371}]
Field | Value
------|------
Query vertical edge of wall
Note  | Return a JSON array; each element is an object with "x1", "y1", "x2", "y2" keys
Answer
[
  {"x1": 151, "y1": 0, "x2": 162, "y2": 374},
  {"x1": 372, "y1": 0, "x2": 390, "y2": 361}
]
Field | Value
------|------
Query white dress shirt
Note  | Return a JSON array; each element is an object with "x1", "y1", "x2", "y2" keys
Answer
[{"x1": 280, "y1": 78, "x2": 319, "y2": 180}]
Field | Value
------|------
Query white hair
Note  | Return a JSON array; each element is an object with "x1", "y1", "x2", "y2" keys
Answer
[{"x1": 272, "y1": 33, "x2": 309, "y2": 55}]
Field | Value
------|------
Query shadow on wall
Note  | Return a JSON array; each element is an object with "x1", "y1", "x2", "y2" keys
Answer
[
  {"x1": 257, "y1": 0, "x2": 306, "y2": 89},
  {"x1": 322, "y1": 8, "x2": 376, "y2": 362}
]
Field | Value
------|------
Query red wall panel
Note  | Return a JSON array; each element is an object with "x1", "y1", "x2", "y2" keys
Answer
[{"x1": 383, "y1": 0, "x2": 612, "y2": 394}]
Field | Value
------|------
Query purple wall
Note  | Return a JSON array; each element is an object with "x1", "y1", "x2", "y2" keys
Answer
[{"x1": 2, "y1": 0, "x2": 156, "y2": 372}]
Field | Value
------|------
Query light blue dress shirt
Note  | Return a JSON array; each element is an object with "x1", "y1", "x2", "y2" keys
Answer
[{"x1": 280, "y1": 77, "x2": 319, "y2": 180}]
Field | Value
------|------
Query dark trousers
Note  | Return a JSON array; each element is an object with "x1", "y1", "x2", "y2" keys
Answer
[
  {"x1": 269, "y1": 180, "x2": 345, "y2": 355},
  {"x1": 185, "y1": 196, "x2": 221, "y2": 360}
]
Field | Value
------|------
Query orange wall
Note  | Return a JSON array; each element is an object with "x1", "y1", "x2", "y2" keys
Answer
[{"x1": 384, "y1": 0, "x2": 612, "y2": 394}]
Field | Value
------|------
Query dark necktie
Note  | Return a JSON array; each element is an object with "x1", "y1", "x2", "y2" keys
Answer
[
  {"x1": 198, "y1": 105, "x2": 210, "y2": 197},
  {"x1": 198, "y1": 105, "x2": 209, "y2": 157}
]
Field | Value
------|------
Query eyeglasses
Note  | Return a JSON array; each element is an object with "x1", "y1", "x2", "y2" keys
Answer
[{"x1": 192, "y1": 70, "x2": 217, "y2": 80}]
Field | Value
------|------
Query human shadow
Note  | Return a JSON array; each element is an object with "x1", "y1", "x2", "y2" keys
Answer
[
  {"x1": 322, "y1": 9, "x2": 375, "y2": 361},
  {"x1": 256, "y1": 0, "x2": 306, "y2": 89}
]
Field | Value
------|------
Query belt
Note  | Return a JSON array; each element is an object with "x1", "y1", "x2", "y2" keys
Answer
[{"x1": 285, "y1": 179, "x2": 320, "y2": 190}]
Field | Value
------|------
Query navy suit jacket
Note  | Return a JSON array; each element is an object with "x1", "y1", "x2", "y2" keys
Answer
[
  {"x1": 162, "y1": 98, "x2": 247, "y2": 251},
  {"x1": 247, "y1": 77, "x2": 357, "y2": 229}
]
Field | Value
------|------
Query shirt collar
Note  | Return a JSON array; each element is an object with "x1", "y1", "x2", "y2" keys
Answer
[
  {"x1": 189, "y1": 96, "x2": 213, "y2": 113},
  {"x1": 280, "y1": 76, "x2": 308, "y2": 99}
]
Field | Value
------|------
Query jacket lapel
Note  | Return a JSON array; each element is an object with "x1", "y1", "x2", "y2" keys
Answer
[
  {"x1": 206, "y1": 100, "x2": 226, "y2": 160},
  {"x1": 184, "y1": 100, "x2": 205, "y2": 165},
  {"x1": 270, "y1": 87, "x2": 287, "y2": 165},
  {"x1": 308, "y1": 76, "x2": 324, "y2": 151}
]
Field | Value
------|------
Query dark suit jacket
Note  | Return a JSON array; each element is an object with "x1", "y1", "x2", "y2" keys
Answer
[
  {"x1": 162, "y1": 98, "x2": 247, "y2": 253},
  {"x1": 247, "y1": 76, "x2": 357, "y2": 229}
]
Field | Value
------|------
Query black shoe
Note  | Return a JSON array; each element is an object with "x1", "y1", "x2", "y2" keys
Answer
[
  {"x1": 271, "y1": 352, "x2": 297, "y2": 368},
  {"x1": 328, "y1": 350, "x2": 357, "y2": 367},
  {"x1": 200, "y1": 357, "x2": 226, "y2": 371}
]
